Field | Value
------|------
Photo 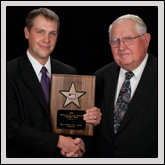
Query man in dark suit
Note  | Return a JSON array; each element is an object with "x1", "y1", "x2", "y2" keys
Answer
[
  {"x1": 94, "y1": 14, "x2": 157, "y2": 157},
  {"x1": 7, "y1": 8, "x2": 102, "y2": 158}
]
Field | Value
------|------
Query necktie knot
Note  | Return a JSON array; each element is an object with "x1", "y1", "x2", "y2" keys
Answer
[
  {"x1": 41, "y1": 66, "x2": 47, "y2": 74},
  {"x1": 125, "y1": 71, "x2": 134, "y2": 80}
]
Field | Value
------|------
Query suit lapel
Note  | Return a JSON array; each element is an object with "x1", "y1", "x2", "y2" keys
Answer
[
  {"x1": 19, "y1": 54, "x2": 50, "y2": 117},
  {"x1": 117, "y1": 54, "x2": 157, "y2": 133},
  {"x1": 104, "y1": 64, "x2": 120, "y2": 138}
]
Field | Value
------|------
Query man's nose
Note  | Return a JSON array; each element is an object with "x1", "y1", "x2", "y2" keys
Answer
[
  {"x1": 43, "y1": 34, "x2": 50, "y2": 43},
  {"x1": 119, "y1": 39, "x2": 127, "y2": 50}
]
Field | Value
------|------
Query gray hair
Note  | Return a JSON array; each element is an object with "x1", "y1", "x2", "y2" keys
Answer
[{"x1": 108, "y1": 14, "x2": 147, "y2": 39}]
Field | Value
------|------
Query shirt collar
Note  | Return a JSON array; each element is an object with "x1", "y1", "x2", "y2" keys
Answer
[{"x1": 26, "y1": 49, "x2": 51, "y2": 78}]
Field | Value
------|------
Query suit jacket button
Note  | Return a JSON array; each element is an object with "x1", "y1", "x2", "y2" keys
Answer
[{"x1": 47, "y1": 117, "x2": 50, "y2": 120}]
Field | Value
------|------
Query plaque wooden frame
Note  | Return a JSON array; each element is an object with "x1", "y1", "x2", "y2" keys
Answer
[{"x1": 50, "y1": 74, "x2": 96, "y2": 136}]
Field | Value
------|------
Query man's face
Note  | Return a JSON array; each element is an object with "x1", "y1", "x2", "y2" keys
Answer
[
  {"x1": 110, "y1": 19, "x2": 150, "y2": 71},
  {"x1": 24, "y1": 15, "x2": 58, "y2": 65}
]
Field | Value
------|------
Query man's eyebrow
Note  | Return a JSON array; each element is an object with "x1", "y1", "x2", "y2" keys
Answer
[
  {"x1": 50, "y1": 31, "x2": 57, "y2": 33},
  {"x1": 35, "y1": 28, "x2": 44, "y2": 31},
  {"x1": 36, "y1": 29, "x2": 57, "y2": 33}
]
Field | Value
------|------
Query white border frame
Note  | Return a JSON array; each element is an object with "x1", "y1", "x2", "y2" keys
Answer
[{"x1": 1, "y1": 1, "x2": 164, "y2": 164}]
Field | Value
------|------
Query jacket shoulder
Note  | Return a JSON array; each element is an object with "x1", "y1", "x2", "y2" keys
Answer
[
  {"x1": 94, "y1": 61, "x2": 118, "y2": 77},
  {"x1": 7, "y1": 57, "x2": 21, "y2": 76},
  {"x1": 51, "y1": 59, "x2": 77, "y2": 74}
]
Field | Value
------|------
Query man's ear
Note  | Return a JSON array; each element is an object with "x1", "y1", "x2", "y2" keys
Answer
[
  {"x1": 144, "y1": 33, "x2": 151, "y2": 49},
  {"x1": 24, "y1": 27, "x2": 29, "y2": 39}
]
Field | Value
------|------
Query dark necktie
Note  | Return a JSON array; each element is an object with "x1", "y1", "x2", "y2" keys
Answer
[
  {"x1": 40, "y1": 66, "x2": 50, "y2": 105},
  {"x1": 114, "y1": 71, "x2": 134, "y2": 134}
]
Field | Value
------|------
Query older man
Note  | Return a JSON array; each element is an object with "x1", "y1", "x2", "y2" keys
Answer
[{"x1": 94, "y1": 14, "x2": 157, "y2": 157}]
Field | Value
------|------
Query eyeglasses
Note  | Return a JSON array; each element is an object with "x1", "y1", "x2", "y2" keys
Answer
[{"x1": 109, "y1": 33, "x2": 146, "y2": 48}]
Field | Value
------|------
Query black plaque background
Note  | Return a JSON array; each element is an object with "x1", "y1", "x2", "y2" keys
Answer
[{"x1": 57, "y1": 110, "x2": 86, "y2": 130}]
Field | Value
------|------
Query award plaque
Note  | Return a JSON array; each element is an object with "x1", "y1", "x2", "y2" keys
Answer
[{"x1": 50, "y1": 74, "x2": 96, "y2": 136}]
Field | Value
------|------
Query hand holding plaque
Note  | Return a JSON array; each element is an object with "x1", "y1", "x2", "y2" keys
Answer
[{"x1": 50, "y1": 74, "x2": 96, "y2": 136}]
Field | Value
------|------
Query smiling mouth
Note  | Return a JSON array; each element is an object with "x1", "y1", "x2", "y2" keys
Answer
[
  {"x1": 119, "y1": 53, "x2": 130, "y2": 56},
  {"x1": 39, "y1": 45, "x2": 51, "y2": 49}
]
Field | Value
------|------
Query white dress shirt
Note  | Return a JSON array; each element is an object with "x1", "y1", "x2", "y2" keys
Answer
[
  {"x1": 26, "y1": 49, "x2": 51, "y2": 82},
  {"x1": 114, "y1": 53, "x2": 149, "y2": 106}
]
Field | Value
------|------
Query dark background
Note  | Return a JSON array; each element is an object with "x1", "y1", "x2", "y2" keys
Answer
[{"x1": 6, "y1": 6, "x2": 158, "y2": 75}]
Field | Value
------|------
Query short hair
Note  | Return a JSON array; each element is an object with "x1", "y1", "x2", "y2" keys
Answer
[
  {"x1": 26, "y1": 8, "x2": 60, "y2": 34},
  {"x1": 108, "y1": 14, "x2": 147, "y2": 39}
]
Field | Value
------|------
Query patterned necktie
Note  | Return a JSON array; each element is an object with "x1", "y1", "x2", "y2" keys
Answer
[
  {"x1": 40, "y1": 66, "x2": 50, "y2": 105},
  {"x1": 114, "y1": 71, "x2": 134, "y2": 134}
]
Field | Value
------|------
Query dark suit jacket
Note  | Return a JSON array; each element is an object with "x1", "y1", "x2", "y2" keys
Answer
[
  {"x1": 93, "y1": 52, "x2": 158, "y2": 158},
  {"x1": 7, "y1": 53, "x2": 92, "y2": 158}
]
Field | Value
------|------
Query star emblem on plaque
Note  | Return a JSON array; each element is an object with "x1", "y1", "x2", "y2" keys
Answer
[{"x1": 59, "y1": 82, "x2": 86, "y2": 108}]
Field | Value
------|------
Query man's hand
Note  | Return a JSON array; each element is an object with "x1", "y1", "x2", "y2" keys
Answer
[
  {"x1": 57, "y1": 135, "x2": 85, "y2": 157},
  {"x1": 83, "y1": 107, "x2": 102, "y2": 126},
  {"x1": 73, "y1": 138, "x2": 85, "y2": 155}
]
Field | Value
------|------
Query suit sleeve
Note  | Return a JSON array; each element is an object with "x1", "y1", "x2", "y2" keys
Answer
[{"x1": 7, "y1": 77, "x2": 59, "y2": 157}]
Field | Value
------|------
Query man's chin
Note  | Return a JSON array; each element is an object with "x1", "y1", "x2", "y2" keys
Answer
[{"x1": 38, "y1": 52, "x2": 51, "y2": 59}]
